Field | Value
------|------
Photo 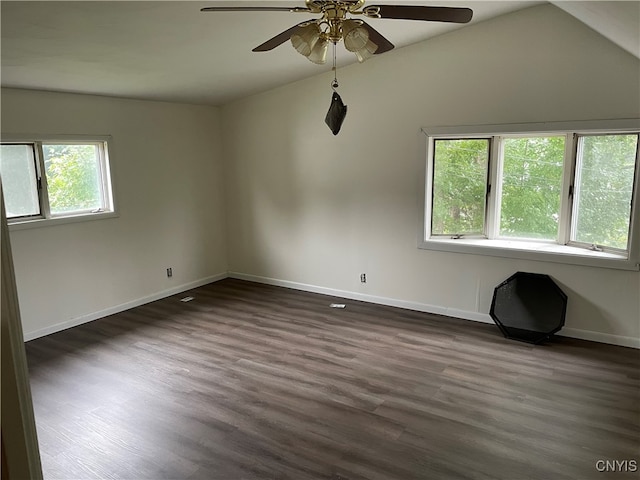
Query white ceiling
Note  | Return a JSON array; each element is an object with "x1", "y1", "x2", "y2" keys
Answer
[
  {"x1": 1, "y1": 1, "x2": 638, "y2": 106},
  {"x1": 550, "y1": 1, "x2": 640, "y2": 59}
]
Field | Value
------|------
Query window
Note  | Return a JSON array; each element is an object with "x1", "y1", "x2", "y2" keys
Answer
[
  {"x1": 432, "y1": 138, "x2": 489, "y2": 236},
  {"x1": 421, "y1": 121, "x2": 640, "y2": 270},
  {"x1": 0, "y1": 137, "x2": 115, "y2": 227},
  {"x1": 498, "y1": 136, "x2": 564, "y2": 240},
  {"x1": 0, "y1": 144, "x2": 40, "y2": 218},
  {"x1": 571, "y1": 134, "x2": 636, "y2": 251}
]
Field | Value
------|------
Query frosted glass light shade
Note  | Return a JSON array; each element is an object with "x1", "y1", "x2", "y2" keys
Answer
[
  {"x1": 342, "y1": 20, "x2": 369, "y2": 52},
  {"x1": 291, "y1": 23, "x2": 321, "y2": 56},
  {"x1": 307, "y1": 37, "x2": 329, "y2": 64},
  {"x1": 354, "y1": 39, "x2": 378, "y2": 63}
]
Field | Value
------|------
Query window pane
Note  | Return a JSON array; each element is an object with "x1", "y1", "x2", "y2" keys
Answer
[
  {"x1": 43, "y1": 144, "x2": 102, "y2": 215},
  {"x1": 432, "y1": 139, "x2": 489, "y2": 235},
  {"x1": 572, "y1": 134, "x2": 638, "y2": 250},
  {"x1": 499, "y1": 136, "x2": 564, "y2": 240},
  {"x1": 0, "y1": 144, "x2": 40, "y2": 218}
]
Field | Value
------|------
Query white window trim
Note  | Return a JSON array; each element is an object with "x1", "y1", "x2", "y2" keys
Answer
[
  {"x1": 418, "y1": 119, "x2": 640, "y2": 271},
  {"x1": 1, "y1": 134, "x2": 118, "y2": 230}
]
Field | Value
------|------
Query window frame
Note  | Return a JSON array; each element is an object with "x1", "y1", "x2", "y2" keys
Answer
[
  {"x1": 567, "y1": 132, "x2": 638, "y2": 256},
  {"x1": 429, "y1": 137, "x2": 492, "y2": 238},
  {"x1": 1, "y1": 134, "x2": 117, "y2": 230},
  {"x1": 419, "y1": 120, "x2": 640, "y2": 271},
  {"x1": 0, "y1": 142, "x2": 43, "y2": 220}
]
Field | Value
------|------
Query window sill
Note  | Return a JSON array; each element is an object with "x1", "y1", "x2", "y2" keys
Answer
[
  {"x1": 8, "y1": 211, "x2": 118, "y2": 231},
  {"x1": 419, "y1": 237, "x2": 638, "y2": 271}
]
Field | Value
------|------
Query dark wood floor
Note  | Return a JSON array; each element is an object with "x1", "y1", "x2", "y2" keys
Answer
[{"x1": 26, "y1": 278, "x2": 639, "y2": 480}]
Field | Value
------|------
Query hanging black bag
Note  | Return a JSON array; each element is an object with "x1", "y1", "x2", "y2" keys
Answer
[{"x1": 325, "y1": 91, "x2": 347, "y2": 135}]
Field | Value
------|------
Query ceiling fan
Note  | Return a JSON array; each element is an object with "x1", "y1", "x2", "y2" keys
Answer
[
  {"x1": 201, "y1": 1, "x2": 473, "y2": 64},
  {"x1": 202, "y1": 1, "x2": 473, "y2": 134}
]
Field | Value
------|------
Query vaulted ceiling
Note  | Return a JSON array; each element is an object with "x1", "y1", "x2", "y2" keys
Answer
[{"x1": 1, "y1": 1, "x2": 638, "y2": 106}]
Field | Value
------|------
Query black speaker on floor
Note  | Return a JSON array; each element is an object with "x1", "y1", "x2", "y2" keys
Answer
[{"x1": 490, "y1": 272, "x2": 567, "y2": 344}]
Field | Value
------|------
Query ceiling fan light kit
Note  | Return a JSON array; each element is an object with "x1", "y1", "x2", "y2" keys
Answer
[
  {"x1": 201, "y1": 1, "x2": 473, "y2": 132},
  {"x1": 342, "y1": 19, "x2": 378, "y2": 62},
  {"x1": 307, "y1": 36, "x2": 330, "y2": 64},
  {"x1": 290, "y1": 18, "x2": 376, "y2": 64},
  {"x1": 353, "y1": 39, "x2": 377, "y2": 62},
  {"x1": 290, "y1": 23, "x2": 322, "y2": 56}
]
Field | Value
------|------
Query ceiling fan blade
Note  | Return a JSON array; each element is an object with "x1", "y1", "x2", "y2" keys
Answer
[
  {"x1": 359, "y1": 21, "x2": 394, "y2": 54},
  {"x1": 201, "y1": 6, "x2": 311, "y2": 13},
  {"x1": 364, "y1": 5, "x2": 473, "y2": 23},
  {"x1": 252, "y1": 21, "x2": 316, "y2": 52}
]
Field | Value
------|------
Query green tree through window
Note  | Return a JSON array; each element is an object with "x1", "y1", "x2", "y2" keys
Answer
[
  {"x1": 425, "y1": 125, "x2": 638, "y2": 261},
  {"x1": 432, "y1": 139, "x2": 489, "y2": 235},
  {"x1": 573, "y1": 134, "x2": 638, "y2": 250},
  {"x1": 500, "y1": 136, "x2": 565, "y2": 240},
  {"x1": 0, "y1": 138, "x2": 113, "y2": 223},
  {"x1": 43, "y1": 144, "x2": 102, "y2": 214}
]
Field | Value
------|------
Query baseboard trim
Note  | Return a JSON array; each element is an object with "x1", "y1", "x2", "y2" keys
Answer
[
  {"x1": 229, "y1": 272, "x2": 451, "y2": 316},
  {"x1": 23, "y1": 273, "x2": 228, "y2": 341},
  {"x1": 229, "y1": 272, "x2": 640, "y2": 349},
  {"x1": 229, "y1": 272, "x2": 509, "y2": 325},
  {"x1": 558, "y1": 328, "x2": 640, "y2": 349},
  {"x1": 24, "y1": 271, "x2": 639, "y2": 349}
]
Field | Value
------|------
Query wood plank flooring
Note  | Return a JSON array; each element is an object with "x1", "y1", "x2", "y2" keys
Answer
[{"x1": 26, "y1": 279, "x2": 640, "y2": 480}]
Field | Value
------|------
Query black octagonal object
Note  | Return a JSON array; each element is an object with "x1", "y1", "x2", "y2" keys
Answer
[{"x1": 490, "y1": 272, "x2": 567, "y2": 344}]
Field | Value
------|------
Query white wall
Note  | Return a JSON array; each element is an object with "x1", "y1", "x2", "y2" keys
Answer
[
  {"x1": 2, "y1": 5, "x2": 638, "y2": 347},
  {"x1": 221, "y1": 5, "x2": 640, "y2": 346},
  {"x1": 1, "y1": 89, "x2": 227, "y2": 338}
]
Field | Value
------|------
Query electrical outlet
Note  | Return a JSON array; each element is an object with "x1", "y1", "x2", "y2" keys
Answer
[
  {"x1": 360, "y1": 273, "x2": 366, "y2": 283},
  {"x1": 167, "y1": 267, "x2": 173, "y2": 278}
]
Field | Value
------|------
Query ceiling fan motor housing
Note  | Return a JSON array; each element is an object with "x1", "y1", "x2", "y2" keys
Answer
[{"x1": 306, "y1": 0, "x2": 366, "y2": 14}]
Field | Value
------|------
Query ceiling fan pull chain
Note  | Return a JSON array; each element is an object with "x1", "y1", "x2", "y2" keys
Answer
[
  {"x1": 325, "y1": 40, "x2": 346, "y2": 135},
  {"x1": 331, "y1": 42, "x2": 339, "y2": 91}
]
